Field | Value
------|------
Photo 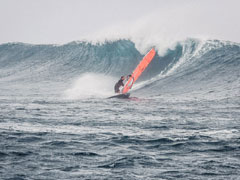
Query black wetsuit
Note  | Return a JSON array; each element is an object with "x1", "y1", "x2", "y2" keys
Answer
[{"x1": 114, "y1": 79, "x2": 124, "y2": 93}]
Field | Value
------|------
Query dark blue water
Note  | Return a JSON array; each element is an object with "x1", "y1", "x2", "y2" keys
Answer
[{"x1": 0, "y1": 39, "x2": 240, "y2": 179}]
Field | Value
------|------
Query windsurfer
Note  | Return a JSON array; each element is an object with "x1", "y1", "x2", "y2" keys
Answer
[{"x1": 114, "y1": 75, "x2": 131, "y2": 93}]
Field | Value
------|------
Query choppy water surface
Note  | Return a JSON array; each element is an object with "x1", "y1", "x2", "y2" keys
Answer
[{"x1": 0, "y1": 39, "x2": 240, "y2": 179}]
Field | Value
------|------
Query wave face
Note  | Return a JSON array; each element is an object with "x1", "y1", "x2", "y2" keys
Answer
[
  {"x1": 0, "y1": 40, "x2": 141, "y2": 82},
  {"x1": 137, "y1": 39, "x2": 240, "y2": 98},
  {"x1": 0, "y1": 39, "x2": 239, "y2": 97}
]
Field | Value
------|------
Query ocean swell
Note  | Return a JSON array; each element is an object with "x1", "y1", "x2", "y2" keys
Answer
[{"x1": 0, "y1": 38, "x2": 239, "y2": 98}]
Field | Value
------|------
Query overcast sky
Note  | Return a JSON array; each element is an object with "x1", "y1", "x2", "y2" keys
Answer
[{"x1": 0, "y1": 0, "x2": 239, "y2": 44}]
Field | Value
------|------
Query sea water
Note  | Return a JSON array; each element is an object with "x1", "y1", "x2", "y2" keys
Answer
[{"x1": 0, "y1": 39, "x2": 239, "y2": 179}]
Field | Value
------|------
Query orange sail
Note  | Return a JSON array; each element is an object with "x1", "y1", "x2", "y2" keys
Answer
[{"x1": 122, "y1": 48, "x2": 156, "y2": 94}]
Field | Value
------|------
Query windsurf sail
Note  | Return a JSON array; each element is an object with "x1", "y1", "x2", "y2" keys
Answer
[{"x1": 122, "y1": 48, "x2": 156, "y2": 94}]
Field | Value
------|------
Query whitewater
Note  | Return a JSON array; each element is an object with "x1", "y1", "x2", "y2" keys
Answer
[{"x1": 0, "y1": 38, "x2": 240, "y2": 179}]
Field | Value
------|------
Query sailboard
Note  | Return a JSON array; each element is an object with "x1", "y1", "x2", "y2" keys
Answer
[
  {"x1": 122, "y1": 48, "x2": 156, "y2": 94},
  {"x1": 107, "y1": 93, "x2": 130, "y2": 99}
]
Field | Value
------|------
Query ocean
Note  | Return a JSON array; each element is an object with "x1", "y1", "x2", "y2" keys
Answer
[{"x1": 0, "y1": 38, "x2": 240, "y2": 179}]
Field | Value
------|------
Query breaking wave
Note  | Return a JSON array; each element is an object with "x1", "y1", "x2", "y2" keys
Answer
[{"x1": 0, "y1": 38, "x2": 239, "y2": 98}]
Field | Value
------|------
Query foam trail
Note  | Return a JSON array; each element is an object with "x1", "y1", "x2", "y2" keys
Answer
[{"x1": 63, "y1": 73, "x2": 117, "y2": 99}]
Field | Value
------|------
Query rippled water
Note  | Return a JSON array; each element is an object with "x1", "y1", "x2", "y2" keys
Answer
[{"x1": 1, "y1": 90, "x2": 240, "y2": 180}]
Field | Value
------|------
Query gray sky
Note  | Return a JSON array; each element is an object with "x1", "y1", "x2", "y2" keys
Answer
[{"x1": 0, "y1": 0, "x2": 239, "y2": 44}]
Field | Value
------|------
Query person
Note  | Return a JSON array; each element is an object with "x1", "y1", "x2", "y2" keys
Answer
[{"x1": 114, "y1": 75, "x2": 131, "y2": 93}]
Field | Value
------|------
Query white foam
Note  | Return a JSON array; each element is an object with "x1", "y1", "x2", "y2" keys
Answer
[
  {"x1": 63, "y1": 73, "x2": 117, "y2": 99},
  {"x1": 80, "y1": 0, "x2": 239, "y2": 56}
]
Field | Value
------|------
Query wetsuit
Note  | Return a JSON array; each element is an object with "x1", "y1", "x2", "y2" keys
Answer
[{"x1": 114, "y1": 79, "x2": 124, "y2": 93}]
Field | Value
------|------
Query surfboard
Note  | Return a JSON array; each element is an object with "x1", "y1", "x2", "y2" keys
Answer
[
  {"x1": 122, "y1": 48, "x2": 156, "y2": 94},
  {"x1": 107, "y1": 93, "x2": 130, "y2": 99}
]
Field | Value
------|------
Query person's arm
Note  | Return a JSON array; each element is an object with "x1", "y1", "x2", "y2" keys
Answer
[
  {"x1": 126, "y1": 74, "x2": 132, "y2": 80},
  {"x1": 121, "y1": 81, "x2": 124, "y2": 87}
]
